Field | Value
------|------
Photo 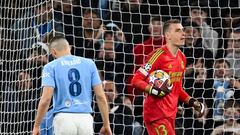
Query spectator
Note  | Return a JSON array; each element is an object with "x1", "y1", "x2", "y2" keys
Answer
[
  {"x1": 72, "y1": 9, "x2": 102, "y2": 59},
  {"x1": 95, "y1": 22, "x2": 126, "y2": 50},
  {"x1": 111, "y1": 0, "x2": 150, "y2": 44},
  {"x1": 225, "y1": 28, "x2": 240, "y2": 80},
  {"x1": 122, "y1": 96, "x2": 143, "y2": 135},
  {"x1": 213, "y1": 59, "x2": 233, "y2": 122},
  {"x1": 80, "y1": 0, "x2": 109, "y2": 19},
  {"x1": 211, "y1": 99, "x2": 240, "y2": 135},
  {"x1": 103, "y1": 22, "x2": 126, "y2": 45},
  {"x1": 133, "y1": 16, "x2": 165, "y2": 71},
  {"x1": 126, "y1": 16, "x2": 165, "y2": 128},
  {"x1": 222, "y1": 8, "x2": 240, "y2": 40},
  {"x1": 180, "y1": 63, "x2": 214, "y2": 135},
  {"x1": 54, "y1": 0, "x2": 82, "y2": 46},
  {"x1": 95, "y1": 33, "x2": 132, "y2": 93},
  {"x1": 26, "y1": 42, "x2": 49, "y2": 88},
  {"x1": 10, "y1": 0, "x2": 62, "y2": 58},
  {"x1": 28, "y1": 42, "x2": 49, "y2": 66},
  {"x1": 187, "y1": 0, "x2": 219, "y2": 57},
  {"x1": 0, "y1": 71, "x2": 41, "y2": 134},
  {"x1": 217, "y1": 8, "x2": 240, "y2": 58},
  {"x1": 182, "y1": 21, "x2": 214, "y2": 89},
  {"x1": 94, "y1": 80, "x2": 133, "y2": 135},
  {"x1": 126, "y1": 16, "x2": 165, "y2": 98}
]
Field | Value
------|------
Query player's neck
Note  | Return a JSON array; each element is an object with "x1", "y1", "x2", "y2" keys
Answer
[
  {"x1": 56, "y1": 52, "x2": 71, "y2": 58},
  {"x1": 166, "y1": 43, "x2": 179, "y2": 57}
]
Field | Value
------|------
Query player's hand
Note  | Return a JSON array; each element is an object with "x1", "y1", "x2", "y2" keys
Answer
[
  {"x1": 150, "y1": 79, "x2": 172, "y2": 97},
  {"x1": 189, "y1": 98, "x2": 205, "y2": 118},
  {"x1": 100, "y1": 125, "x2": 112, "y2": 135},
  {"x1": 32, "y1": 126, "x2": 40, "y2": 135},
  {"x1": 193, "y1": 101, "x2": 205, "y2": 118}
]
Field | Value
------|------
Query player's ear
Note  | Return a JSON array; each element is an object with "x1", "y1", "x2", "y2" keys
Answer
[
  {"x1": 51, "y1": 48, "x2": 57, "y2": 58},
  {"x1": 69, "y1": 45, "x2": 72, "y2": 51},
  {"x1": 165, "y1": 32, "x2": 170, "y2": 39}
]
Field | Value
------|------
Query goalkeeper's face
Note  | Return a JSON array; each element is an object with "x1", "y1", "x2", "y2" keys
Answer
[{"x1": 167, "y1": 23, "x2": 185, "y2": 47}]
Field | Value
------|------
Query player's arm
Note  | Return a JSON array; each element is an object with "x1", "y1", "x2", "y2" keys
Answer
[
  {"x1": 131, "y1": 67, "x2": 151, "y2": 93},
  {"x1": 93, "y1": 84, "x2": 110, "y2": 127},
  {"x1": 179, "y1": 89, "x2": 205, "y2": 117},
  {"x1": 93, "y1": 84, "x2": 112, "y2": 135},
  {"x1": 131, "y1": 66, "x2": 171, "y2": 97},
  {"x1": 179, "y1": 54, "x2": 205, "y2": 117},
  {"x1": 33, "y1": 86, "x2": 54, "y2": 134}
]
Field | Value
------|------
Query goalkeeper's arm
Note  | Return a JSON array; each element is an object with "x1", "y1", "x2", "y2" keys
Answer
[
  {"x1": 179, "y1": 89, "x2": 205, "y2": 117},
  {"x1": 131, "y1": 68, "x2": 152, "y2": 93},
  {"x1": 131, "y1": 67, "x2": 169, "y2": 97}
]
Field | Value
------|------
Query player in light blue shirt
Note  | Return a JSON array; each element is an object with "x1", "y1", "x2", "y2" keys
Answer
[{"x1": 33, "y1": 36, "x2": 112, "y2": 135}]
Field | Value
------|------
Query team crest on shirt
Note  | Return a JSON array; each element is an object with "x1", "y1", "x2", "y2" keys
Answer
[
  {"x1": 65, "y1": 100, "x2": 72, "y2": 107},
  {"x1": 181, "y1": 61, "x2": 184, "y2": 69},
  {"x1": 143, "y1": 63, "x2": 152, "y2": 71}
]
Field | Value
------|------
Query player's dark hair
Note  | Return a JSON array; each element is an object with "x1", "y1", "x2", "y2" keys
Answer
[
  {"x1": 183, "y1": 20, "x2": 201, "y2": 32},
  {"x1": 214, "y1": 58, "x2": 230, "y2": 68},
  {"x1": 189, "y1": 0, "x2": 209, "y2": 14},
  {"x1": 150, "y1": 16, "x2": 162, "y2": 24},
  {"x1": 83, "y1": 9, "x2": 101, "y2": 19},
  {"x1": 163, "y1": 19, "x2": 181, "y2": 35}
]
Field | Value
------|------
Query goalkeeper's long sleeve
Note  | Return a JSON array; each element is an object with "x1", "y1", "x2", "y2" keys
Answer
[
  {"x1": 131, "y1": 69, "x2": 149, "y2": 93},
  {"x1": 178, "y1": 88, "x2": 191, "y2": 103}
]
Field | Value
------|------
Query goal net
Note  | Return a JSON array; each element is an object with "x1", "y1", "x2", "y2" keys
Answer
[{"x1": 1, "y1": 0, "x2": 240, "y2": 134}]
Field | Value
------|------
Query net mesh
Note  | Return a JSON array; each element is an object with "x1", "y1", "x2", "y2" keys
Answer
[{"x1": 1, "y1": 0, "x2": 240, "y2": 135}]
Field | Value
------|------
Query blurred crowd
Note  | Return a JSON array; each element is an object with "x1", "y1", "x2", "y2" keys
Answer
[{"x1": 1, "y1": 0, "x2": 240, "y2": 134}]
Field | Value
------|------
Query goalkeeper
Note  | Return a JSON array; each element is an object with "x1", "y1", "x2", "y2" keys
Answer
[{"x1": 131, "y1": 19, "x2": 205, "y2": 135}]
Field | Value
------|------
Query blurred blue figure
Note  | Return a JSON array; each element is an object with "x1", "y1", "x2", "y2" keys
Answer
[
  {"x1": 40, "y1": 109, "x2": 54, "y2": 135},
  {"x1": 213, "y1": 59, "x2": 233, "y2": 121}
]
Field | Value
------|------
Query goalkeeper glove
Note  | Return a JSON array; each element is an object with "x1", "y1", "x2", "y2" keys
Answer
[
  {"x1": 148, "y1": 80, "x2": 172, "y2": 97},
  {"x1": 189, "y1": 98, "x2": 205, "y2": 118}
]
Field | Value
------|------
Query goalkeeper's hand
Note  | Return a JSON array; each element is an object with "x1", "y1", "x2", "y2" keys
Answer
[
  {"x1": 189, "y1": 98, "x2": 205, "y2": 118},
  {"x1": 148, "y1": 80, "x2": 173, "y2": 97}
]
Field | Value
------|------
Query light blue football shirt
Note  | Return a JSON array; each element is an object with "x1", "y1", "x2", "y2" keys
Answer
[{"x1": 42, "y1": 55, "x2": 101, "y2": 114}]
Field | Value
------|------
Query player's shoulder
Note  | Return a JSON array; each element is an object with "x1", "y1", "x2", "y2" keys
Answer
[
  {"x1": 78, "y1": 56, "x2": 94, "y2": 64},
  {"x1": 44, "y1": 59, "x2": 58, "y2": 69},
  {"x1": 178, "y1": 49, "x2": 186, "y2": 58},
  {"x1": 73, "y1": 56, "x2": 96, "y2": 68},
  {"x1": 150, "y1": 46, "x2": 165, "y2": 56},
  {"x1": 145, "y1": 47, "x2": 165, "y2": 65}
]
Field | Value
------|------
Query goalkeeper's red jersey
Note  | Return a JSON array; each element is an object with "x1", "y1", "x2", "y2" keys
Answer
[{"x1": 132, "y1": 45, "x2": 189, "y2": 123}]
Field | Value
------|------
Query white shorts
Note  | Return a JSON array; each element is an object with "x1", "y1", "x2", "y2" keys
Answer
[{"x1": 53, "y1": 113, "x2": 93, "y2": 135}]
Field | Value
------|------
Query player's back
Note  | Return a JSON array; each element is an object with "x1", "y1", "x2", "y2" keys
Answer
[{"x1": 44, "y1": 55, "x2": 99, "y2": 114}]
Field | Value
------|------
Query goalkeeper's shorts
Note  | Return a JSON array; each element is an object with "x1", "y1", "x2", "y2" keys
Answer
[{"x1": 145, "y1": 117, "x2": 175, "y2": 135}]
